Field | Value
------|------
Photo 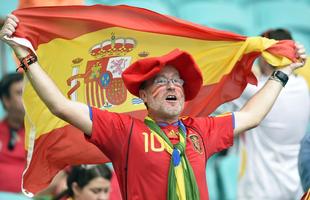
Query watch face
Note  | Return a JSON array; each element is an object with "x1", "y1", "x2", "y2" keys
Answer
[
  {"x1": 276, "y1": 71, "x2": 288, "y2": 80},
  {"x1": 273, "y1": 70, "x2": 288, "y2": 86}
]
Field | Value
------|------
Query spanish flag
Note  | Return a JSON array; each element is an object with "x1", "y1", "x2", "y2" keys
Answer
[{"x1": 12, "y1": 4, "x2": 297, "y2": 196}]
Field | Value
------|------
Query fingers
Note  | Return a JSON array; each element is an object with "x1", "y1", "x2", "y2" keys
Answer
[
  {"x1": 4, "y1": 23, "x2": 16, "y2": 36},
  {"x1": 290, "y1": 62, "x2": 304, "y2": 68},
  {"x1": 7, "y1": 14, "x2": 19, "y2": 23},
  {"x1": 295, "y1": 42, "x2": 307, "y2": 62},
  {"x1": 0, "y1": 14, "x2": 24, "y2": 51},
  {"x1": 0, "y1": 14, "x2": 19, "y2": 39}
]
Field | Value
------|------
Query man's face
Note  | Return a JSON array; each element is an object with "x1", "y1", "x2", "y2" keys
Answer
[
  {"x1": 139, "y1": 66, "x2": 185, "y2": 120},
  {"x1": 3, "y1": 80, "x2": 25, "y2": 118}
]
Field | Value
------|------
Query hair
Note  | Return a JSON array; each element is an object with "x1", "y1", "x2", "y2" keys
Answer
[
  {"x1": 261, "y1": 28, "x2": 293, "y2": 40},
  {"x1": 53, "y1": 164, "x2": 112, "y2": 200},
  {"x1": 0, "y1": 73, "x2": 23, "y2": 101}
]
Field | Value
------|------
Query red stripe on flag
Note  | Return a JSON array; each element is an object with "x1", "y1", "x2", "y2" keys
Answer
[
  {"x1": 266, "y1": 40, "x2": 297, "y2": 62},
  {"x1": 23, "y1": 124, "x2": 109, "y2": 194},
  {"x1": 13, "y1": 5, "x2": 246, "y2": 49}
]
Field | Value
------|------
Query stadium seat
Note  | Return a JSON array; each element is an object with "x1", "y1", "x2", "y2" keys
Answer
[
  {"x1": 253, "y1": 1, "x2": 310, "y2": 31},
  {"x1": 0, "y1": 0, "x2": 18, "y2": 18},
  {"x1": 217, "y1": 151, "x2": 238, "y2": 200},
  {"x1": 207, "y1": 151, "x2": 239, "y2": 200},
  {"x1": 0, "y1": 192, "x2": 31, "y2": 200},
  {"x1": 178, "y1": 1, "x2": 253, "y2": 36},
  {"x1": 252, "y1": 1, "x2": 310, "y2": 51},
  {"x1": 206, "y1": 154, "x2": 219, "y2": 200}
]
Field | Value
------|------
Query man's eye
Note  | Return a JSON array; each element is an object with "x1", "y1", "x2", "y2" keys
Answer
[
  {"x1": 173, "y1": 78, "x2": 184, "y2": 85},
  {"x1": 155, "y1": 78, "x2": 167, "y2": 84}
]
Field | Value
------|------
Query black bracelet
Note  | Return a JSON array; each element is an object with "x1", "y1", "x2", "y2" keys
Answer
[
  {"x1": 269, "y1": 70, "x2": 289, "y2": 87},
  {"x1": 16, "y1": 53, "x2": 38, "y2": 72}
]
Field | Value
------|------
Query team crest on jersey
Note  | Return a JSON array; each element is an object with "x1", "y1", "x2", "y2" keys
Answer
[
  {"x1": 189, "y1": 134, "x2": 203, "y2": 154},
  {"x1": 66, "y1": 33, "x2": 138, "y2": 108}
]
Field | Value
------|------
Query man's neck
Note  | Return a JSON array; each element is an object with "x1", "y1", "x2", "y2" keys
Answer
[{"x1": 148, "y1": 114, "x2": 179, "y2": 125}]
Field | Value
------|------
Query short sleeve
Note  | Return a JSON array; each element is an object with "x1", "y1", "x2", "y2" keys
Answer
[
  {"x1": 86, "y1": 107, "x2": 132, "y2": 160},
  {"x1": 193, "y1": 113, "x2": 234, "y2": 158}
]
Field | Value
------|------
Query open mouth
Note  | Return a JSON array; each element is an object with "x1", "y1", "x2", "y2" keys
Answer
[{"x1": 166, "y1": 95, "x2": 177, "y2": 101}]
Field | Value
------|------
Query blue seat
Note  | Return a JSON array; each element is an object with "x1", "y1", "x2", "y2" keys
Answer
[
  {"x1": 0, "y1": 0, "x2": 18, "y2": 18},
  {"x1": 253, "y1": 1, "x2": 310, "y2": 31},
  {"x1": 252, "y1": 1, "x2": 310, "y2": 51},
  {"x1": 207, "y1": 151, "x2": 239, "y2": 200},
  {"x1": 206, "y1": 154, "x2": 219, "y2": 200},
  {"x1": 0, "y1": 192, "x2": 31, "y2": 200},
  {"x1": 291, "y1": 32, "x2": 310, "y2": 55},
  {"x1": 217, "y1": 151, "x2": 238, "y2": 200},
  {"x1": 178, "y1": 1, "x2": 253, "y2": 35}
]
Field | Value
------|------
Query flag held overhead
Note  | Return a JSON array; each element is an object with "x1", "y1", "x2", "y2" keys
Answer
[{"x1": 11, "y1": 4, "x2": 298, "y2": 196}]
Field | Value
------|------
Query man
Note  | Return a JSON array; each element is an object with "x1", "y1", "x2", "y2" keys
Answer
[
  {"x1": 0, "y1": 72, "x2": 26, "y2": 193},
  {"x1": 227, "y1": 29, "x2": 309, "y2": 200},
  {"x1": 0, "y1": 15, "x2": 307, "y2": 199}
]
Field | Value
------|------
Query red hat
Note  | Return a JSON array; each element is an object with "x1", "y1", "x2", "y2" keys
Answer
[{"x1": 122, "y1": 49, "x2": 203, "y2": 101}]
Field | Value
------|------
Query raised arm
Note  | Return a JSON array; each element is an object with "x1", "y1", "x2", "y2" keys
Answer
[
  {"x1": 233, "y1": 44, "x2": 307, "y2": 135},
  {"x1": 0, "y1": 14, "x2": 93, "y2": 135}
]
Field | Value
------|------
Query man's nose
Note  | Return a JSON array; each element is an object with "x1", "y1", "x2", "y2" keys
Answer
[{"x1": 166, "y1": 80, "x2": 176, "y2": 89}]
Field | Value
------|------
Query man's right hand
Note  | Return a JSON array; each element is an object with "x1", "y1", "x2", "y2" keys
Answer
[{"x1": 0, "y1": 14, "x2": 30, "y2": 59}]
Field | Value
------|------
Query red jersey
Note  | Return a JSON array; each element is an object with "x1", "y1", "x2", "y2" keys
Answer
[
  {"x1": 0, "y1": 119, "x2": 26, "y2": 192},
  {"x1": 88, "y1": 108, "x2": 234, "y2": 200}
]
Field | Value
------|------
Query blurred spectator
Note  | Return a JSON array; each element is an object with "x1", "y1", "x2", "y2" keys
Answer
[
  {"x1": 0, "y1": 72, "x2": 26, "y2": 193},
  {"x1": 299, "y1": 132, "x2": 310, "y2": 192},
  {"x1": 54, "y1": 164, "x2": 112, "y2": 200},
  {"x1": 36, "y1": 165, "x2": 122, "y2": 200},
  {"x1": 227, "y1": 29, "x2": 310, "y2": 200}
]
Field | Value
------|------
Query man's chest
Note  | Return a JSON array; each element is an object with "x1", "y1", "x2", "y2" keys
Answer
[{"x1": 126, "y1": 126, "x2": 206, "y2": 169}]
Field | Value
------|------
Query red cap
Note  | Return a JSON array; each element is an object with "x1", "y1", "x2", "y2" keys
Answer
[{"x1": 122, "y1": 49, "x2": 203, "y2": 101}]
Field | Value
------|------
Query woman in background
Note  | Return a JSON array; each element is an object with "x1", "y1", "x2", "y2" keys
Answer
[{"x1": 54, "y1": 164, "x2": 112, "y2": 200}]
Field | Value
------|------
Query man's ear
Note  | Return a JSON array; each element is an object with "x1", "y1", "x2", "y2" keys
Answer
[{"x1": 139, "y1": 89, "x2": 147, "y2": 102}]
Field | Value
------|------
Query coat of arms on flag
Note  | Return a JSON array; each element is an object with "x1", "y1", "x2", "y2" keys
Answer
[{"x1": 66, "y1": 34, "x2": 136, "y2": 108}]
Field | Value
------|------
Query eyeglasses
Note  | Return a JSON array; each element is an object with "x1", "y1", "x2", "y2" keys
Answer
[{"x1": 153, "y1": 77, "x2": 184, "y2": 86}]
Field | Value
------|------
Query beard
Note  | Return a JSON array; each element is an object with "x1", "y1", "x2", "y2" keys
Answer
[{"x1": 148, "y1": 97, "x2": 184, "y2": 120}]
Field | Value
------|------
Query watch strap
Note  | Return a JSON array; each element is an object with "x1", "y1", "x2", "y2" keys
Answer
[{"x1": 269, "y1": 70, "x2": 289, "y2": 87}]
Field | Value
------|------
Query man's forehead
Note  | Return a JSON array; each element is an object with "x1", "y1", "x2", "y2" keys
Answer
[
  {"x1": 141, "y1": 65, "x2": 181, "y2": 88},
  {"x1": 157, "y1": 65, "x2": 180, "y2": 76}
]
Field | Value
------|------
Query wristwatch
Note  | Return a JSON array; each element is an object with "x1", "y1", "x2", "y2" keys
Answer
[{"x1": 269, "y1": 70, "x2": 289, "y2": 87}]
